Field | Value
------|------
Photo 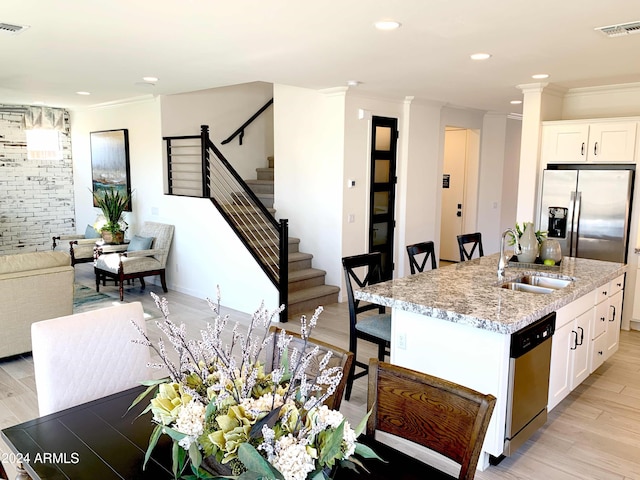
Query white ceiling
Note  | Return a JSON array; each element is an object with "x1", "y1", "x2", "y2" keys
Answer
[{"x1": 2, "y1": 0, "x2": 640, "y2": 113}]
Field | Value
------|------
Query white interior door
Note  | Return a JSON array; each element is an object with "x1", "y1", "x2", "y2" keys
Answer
[{"x1": 439, "y1": 128, "x2": 468, "y2": 262}]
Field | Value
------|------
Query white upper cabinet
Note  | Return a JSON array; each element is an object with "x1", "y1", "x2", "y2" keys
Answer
[
  {"x1": 541, "y1": 120, "x2": 637, "y2": 163},
  {"x1": 542, "y1": 123, "x2": 590, "y2": 163}
]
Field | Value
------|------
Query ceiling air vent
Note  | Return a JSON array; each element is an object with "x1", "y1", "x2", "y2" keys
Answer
[
  {"x1": 595, "y1": 21, "x2": 640, "y2": 37},
  {"x1": 0, "y1": 22, "x2": 29, "y2": 35}
]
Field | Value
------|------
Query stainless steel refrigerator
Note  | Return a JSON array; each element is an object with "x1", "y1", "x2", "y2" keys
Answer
[{"x1": 539, "y1": 165, "x2": 635, "y2": 263}]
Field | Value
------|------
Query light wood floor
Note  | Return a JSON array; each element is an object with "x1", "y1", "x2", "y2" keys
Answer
[{"x1": 1, "y1": 264, "x2": 639, "y2": 479}]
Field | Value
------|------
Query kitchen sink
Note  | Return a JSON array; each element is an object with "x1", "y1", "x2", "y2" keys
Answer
[
  {"x1": 501, "y1": 282, "x2": 556, "y2": 294},
  {"x1": 500, "y1": 274, "x2": 572, "y2": 294},
  {"x1": 517, "y1": 275, "x2": 572, "y2": 289}
]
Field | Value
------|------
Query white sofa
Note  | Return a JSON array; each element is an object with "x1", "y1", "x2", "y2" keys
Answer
[{"x1": 0, "y1": 251, "x2": 74, "y2": 358}]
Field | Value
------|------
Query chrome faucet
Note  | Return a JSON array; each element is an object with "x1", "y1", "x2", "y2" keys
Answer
[{"x1": 498, "y1": 228, "x2": 522, "y2": 279}]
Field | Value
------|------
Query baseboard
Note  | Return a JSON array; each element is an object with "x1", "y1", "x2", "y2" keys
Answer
[{"x1": 631, "y1": 320, "x2": 640, "y2": 331}]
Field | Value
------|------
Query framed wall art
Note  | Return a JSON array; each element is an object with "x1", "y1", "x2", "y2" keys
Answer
[{"x1": 90, "y1": 129, "x2": 132, "y2": 211}]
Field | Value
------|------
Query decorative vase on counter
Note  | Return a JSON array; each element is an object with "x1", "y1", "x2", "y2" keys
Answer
[
  {"x1": 517, "y1": 222, "x2": 539, "y2": 263},
  {"x1": 540, "y1": 238, "x2": 562, "y2": 263}
]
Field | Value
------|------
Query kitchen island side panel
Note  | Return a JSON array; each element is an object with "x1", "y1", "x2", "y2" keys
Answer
[{"x1": 391, "y1": 307, "x2": 511, "y2": 464}]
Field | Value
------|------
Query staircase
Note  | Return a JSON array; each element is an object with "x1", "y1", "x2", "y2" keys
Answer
[{"x1": 245, "y1": 156, "x2": 340, "y2": 317}]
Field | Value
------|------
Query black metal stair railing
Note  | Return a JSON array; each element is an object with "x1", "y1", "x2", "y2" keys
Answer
[
  {"x1": 221, "y1": 98, "x2": 273, "y2": 146},
  {"x1": 163, "y1": 124, "x2": 288, "y2": 322}
]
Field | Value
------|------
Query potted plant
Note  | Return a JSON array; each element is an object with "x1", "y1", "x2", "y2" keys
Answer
[{"x1": 92, "y1": 187, "x2": 131, "y2": 244}]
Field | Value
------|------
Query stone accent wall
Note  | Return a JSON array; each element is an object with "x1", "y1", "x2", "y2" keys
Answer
[{"x1": 0, "y1": 105, "x2": 75, "y2": 255}]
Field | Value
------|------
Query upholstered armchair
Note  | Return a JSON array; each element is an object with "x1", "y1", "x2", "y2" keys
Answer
[
  {"x1": 53, "y1": 221, "x2": 129, "y2": 266},
  {"x1": 52, "y1": 223, "x2": 102, "y2": 266},
  {"x1": 94, "y1": 221, "x2": 174, "y2": 301}
]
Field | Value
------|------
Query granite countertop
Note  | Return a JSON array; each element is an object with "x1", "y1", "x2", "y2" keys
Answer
[{"x1": 355, "y1": 253, "x2": 626, "y2": 334}]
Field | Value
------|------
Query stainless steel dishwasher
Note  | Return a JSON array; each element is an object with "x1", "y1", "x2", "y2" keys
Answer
[{"x1": 502, "y1": 312, "x2": 556, "y2": 458}]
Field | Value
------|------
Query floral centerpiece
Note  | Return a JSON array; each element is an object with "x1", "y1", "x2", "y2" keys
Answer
[{"x1": 130, "y1": 292, "x2": 378, "y2": 480}]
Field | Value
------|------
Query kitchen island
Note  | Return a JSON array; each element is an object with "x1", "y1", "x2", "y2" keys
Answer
[{"x1": 355, "y1": 253, "x2": 626, "y2": 470}]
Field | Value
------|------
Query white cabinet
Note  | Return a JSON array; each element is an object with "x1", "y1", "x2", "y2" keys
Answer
[
  {"x1": 590, "y1": 274, "x2": 624, "y2": 372},
  {"x1": 541, "y1": 120, "x2": 637, "y2": 163},
  {"x1": 605, "y1": 276, "x2": 624, "y2": 359},
  {"x1": 548, "y1": 291, "x2": 595, "y2": 411}
]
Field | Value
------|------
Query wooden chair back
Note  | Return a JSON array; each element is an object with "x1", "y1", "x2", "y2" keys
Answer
[
  {"x1": 406, "y1": 241, "x2": 437, "y2": 274},
  {"x1": 457, "y1": 232, "x2": 484, "y2": 261},
  {"x1": 265, "y1": 326, "x2": 353, "y2": 410},
  {"x1": 367, "y1": 359, "x2": 496, "y2": 480}
]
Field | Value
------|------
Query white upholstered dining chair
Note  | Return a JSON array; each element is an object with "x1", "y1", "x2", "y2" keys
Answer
[{"x1": 31, "y1": 302, "x2": 151, "y2": 416}]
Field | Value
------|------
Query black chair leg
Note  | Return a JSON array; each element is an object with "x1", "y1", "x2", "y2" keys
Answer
[
  {"x1": 160, "y1": 271, "x2": 168, "y2": 292},
  {"x1": 378, "y1": 342, "x2": 387, "y2": 361},
  {"x1": 345, "y1": 342, "x2": 358, "y2": 401}
]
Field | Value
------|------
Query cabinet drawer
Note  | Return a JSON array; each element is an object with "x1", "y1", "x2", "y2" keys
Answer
[
  {"x1": 596, "y1": 283, "x2": 610, "y2": 304},
  {"x1": 610, "y1": 274, "x2": 625, "y2": 295},
  {"x1": 593, "y1": 301, "x2": 608, "y2": 338},
  {"x1": 557, "y1": 290, "x2": 596, "y2": 327}
]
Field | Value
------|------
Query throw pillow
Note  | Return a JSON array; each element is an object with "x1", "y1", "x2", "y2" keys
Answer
[
  {"x1": 127, "y1": 235, "x2": 154, "y2": 251},
  {"x1": 84, "y1": 224, "x2": 101, "y2": 239}
]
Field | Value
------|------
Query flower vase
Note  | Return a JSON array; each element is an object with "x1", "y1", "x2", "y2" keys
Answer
[{"x1": 517, "y1": 222, "x2": 538, "y2": 263}]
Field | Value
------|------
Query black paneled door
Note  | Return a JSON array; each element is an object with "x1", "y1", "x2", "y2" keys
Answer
[{"x1": 368, "y1": 116, "x2": 398, "y2": 281}]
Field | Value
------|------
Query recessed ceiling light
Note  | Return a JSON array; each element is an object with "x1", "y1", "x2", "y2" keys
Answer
[
  {"x1": 374, "y1": 20, "x2": 401, "y2": 31},
  {"x1": 470, "y1": 53, "x2": 492, "y2": 60},
  {"x1": 76, "y1": 91, "x2": 91, "y2": 96},
  {"x1": 347, "y1": 80, "x2": 360, "y2": 87},
  {"x1": 143, "y1": 76, "x2": 158, "y2": 82},
  {"x1": 532, "y1": 74, "x2": 549, "y2": 79},
  {"x1": 510, "y1": 100, "x2": 522, "y2": 105}
]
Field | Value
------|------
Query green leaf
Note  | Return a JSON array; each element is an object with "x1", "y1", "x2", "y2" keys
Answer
[
  {"x1": 353, "y1": 408, "x2": 373, "y2": 437},
  {"x1": 354, "y1": 442, "x2": 384, "y2": 461},
  {"x1": 309, "y1": 469, "x2": 329, "y2": 480},
  {"x1": 161, "y1": 425, "x2": 188, "y2": 442},
  {"x1": 189, "y1": 441, "x2": 203, "y2": 471},
  {"x1": 249, "y1": 405, "x2": 282, "y2": 439},
  {"x1": 237, "y1": 443, "x2": 284, "y2": 479},
  {"x1": 172, "y1": 441, "x2": 182, "y2": 479},
  {"x1": 126, "y1": 381, "x2": 163, "y2": 414},
  {"x1": 205, "y1": 400, "x2": 218, "y2": 421},
  {"x1": 318, "y1": 421, "x2": 344, "y2": 467},
  {"x1": 144, "y1": 424, "x2": 163, "y2": 469}
]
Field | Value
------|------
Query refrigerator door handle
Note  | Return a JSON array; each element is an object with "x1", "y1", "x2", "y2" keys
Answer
[
  {"x1": 567, "y1": 191, "x2": 576, "y2": 256},
  {"x1": 572, "y1": 192, "x2": 582, "y2": 257}
]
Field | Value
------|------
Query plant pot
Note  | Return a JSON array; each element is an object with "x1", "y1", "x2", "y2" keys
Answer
[{"x1": 101, "y1": 230, "x2": 125, "y2": 244}]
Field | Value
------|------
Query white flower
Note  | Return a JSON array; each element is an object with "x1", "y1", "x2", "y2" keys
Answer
[
  {"x1": 342, "y1": 422, "x2": 357, "y2": 458},
  {"x1": 272, "y1": 434, "x2": 315, "y2": 480},
  {"x1": 314, "y1": 405, "x2": 344, "y2": 429},
  {"x1": 240, "y1": 393, "x2": 284, "y2": 420},
  {"x1": 174, "y1": 400, "x2": 206, "y2": 448}
]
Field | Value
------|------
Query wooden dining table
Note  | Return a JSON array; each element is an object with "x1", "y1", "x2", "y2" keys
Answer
[{"x1": 1, "y1": 386, "x2": 436, "y2": 480}]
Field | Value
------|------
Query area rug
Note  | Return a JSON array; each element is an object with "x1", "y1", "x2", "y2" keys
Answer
[{"x1": 73, "y1": 284, "x2": 119, "y2": 313}]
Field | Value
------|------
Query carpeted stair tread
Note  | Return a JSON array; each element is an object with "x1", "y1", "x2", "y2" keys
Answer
[
  {"x1": 288, "y1": 284, "x2": 339, "y2": 302},
  {"x1": 288, "y1": 268, "x2": 326, "y2": 282}
]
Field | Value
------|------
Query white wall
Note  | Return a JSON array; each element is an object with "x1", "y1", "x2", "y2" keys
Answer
[
  {"x1": 500, "y1": 117, "x2": 522, "y2": 234},
  {"x1": 477, "y1": 114, "x2": 507, "y2": 254},
  {"x1": 562, "y1": 83, "x2": 640, "y2": 120},
  {"x1": 161, "y1": 82, "x2": 273, "y2": 180},
  {"x1": 342, "y1": 94, "x2": 405, "y2": 274},
  {"x1": 397, "y1": 98, "x2": 444, "y2": 276},
  {"x1": 273, "y1": 85, "x2": 346, "y2": 293},
  {"x1": 70, "y1": 96, "x2": 277, "y2": 314}
]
